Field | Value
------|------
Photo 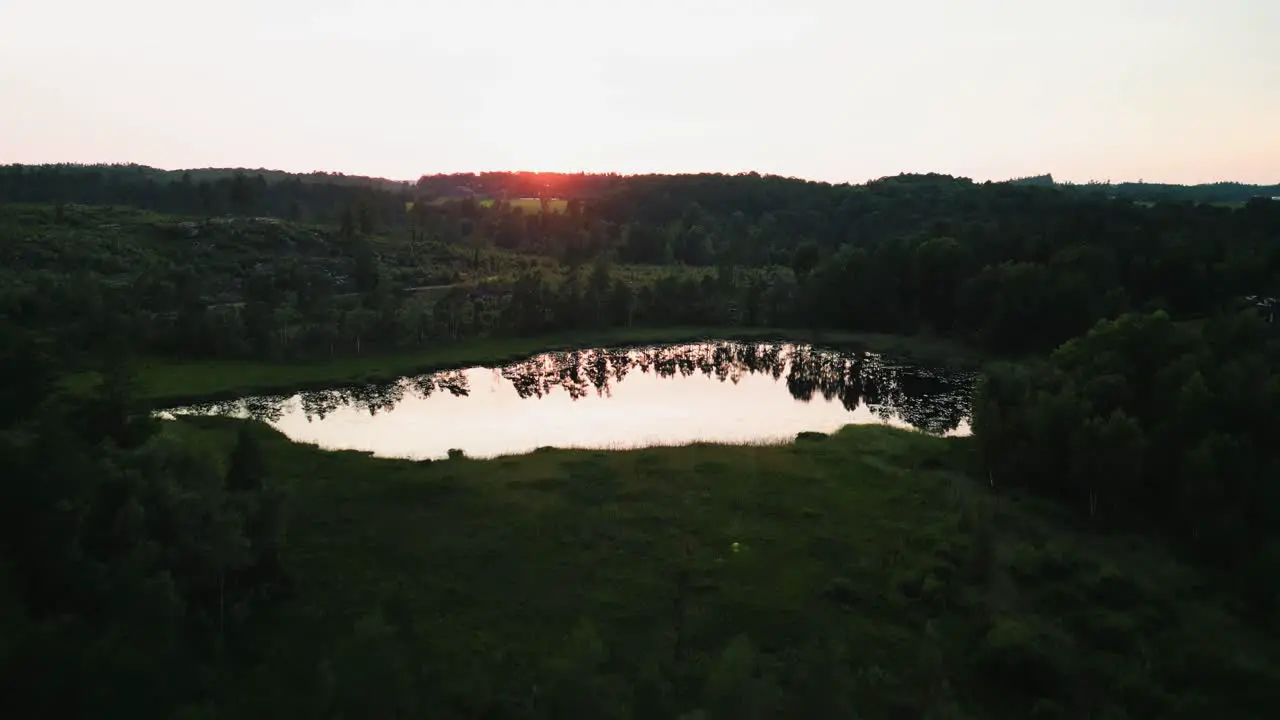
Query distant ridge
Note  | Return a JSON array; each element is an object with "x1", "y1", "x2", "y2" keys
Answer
[
  {"x1": 2, "y1": 163, "x2": 413, "y2": 192},
  {"x1": 1004, "y1": 172, "x2": 1280, "y2": 205},
  {"x1": 1081, "y1": 180, "x2": 1280, "y2": 205},
  {"x1": 1006, "y1": 173, "x2": 1056, "y2": 187},
  {"x1": 5, "y1": 162, "x2": 1277, "y2": 207}
]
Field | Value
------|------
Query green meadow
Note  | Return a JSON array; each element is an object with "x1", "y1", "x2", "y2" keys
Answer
[
  {"x1": 168, "y1": 419, "x2": 1276, "y2": 718},
  {"x1": 479, "y1": 197, "x2": 570, "y2": 213}
]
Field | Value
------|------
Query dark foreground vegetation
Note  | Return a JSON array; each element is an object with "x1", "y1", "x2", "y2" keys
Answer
[
  {"x1": 2, "y1": 165, "x2": 1279, "y2": 717},
  {"x1": 4, "y1": 350, "x2": 1278, "y2": 718}
]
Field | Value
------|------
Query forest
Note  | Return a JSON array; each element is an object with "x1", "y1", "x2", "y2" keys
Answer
[
  {"x1": 3, "y1": 164, "x2": 1278, "y2": 366},
  {"x1": 2, "y1": 164, "x2": 1279, "y2": 718}
]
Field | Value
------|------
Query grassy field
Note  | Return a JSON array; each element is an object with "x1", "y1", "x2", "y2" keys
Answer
[
  {"x1": 403, "y1": 262, "x2": 719, "y2": 293},
  {"x1": 614, "y1": 263, "x2": 718, "y2": 285},
  {"x1": 178, "y1": 419, "x2": 1278, "y2": 718},
  {"x1": 478, "y1": 197, "x2": 569, "y2": 213},
  {"x1": 76, "y1": 328, "x2": 979, "y2": 405}
]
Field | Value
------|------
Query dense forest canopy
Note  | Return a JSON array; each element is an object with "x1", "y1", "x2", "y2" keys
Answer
[{"x1": 2, "y1": 164, "x2": 1276, "y2": 369}]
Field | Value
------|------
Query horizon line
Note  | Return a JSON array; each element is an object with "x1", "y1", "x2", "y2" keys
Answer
[{"x1": 5, "y1": 160, "x2": 1278, "y2": 189}]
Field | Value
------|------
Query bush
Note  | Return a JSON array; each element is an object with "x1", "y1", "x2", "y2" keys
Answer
[
  {"x1": 1086, "y1": 565, "x2": 1146, "y2": 611},
  {"x1": 1077, "y1": 610, "x2": 1138, "y2": 654},
  {"x1": 1010, "y1": 542, "x2": 1086, "y2": 585},
  {"x1": 978, "y1": 617, "x2": 1074, "y2": 699},
  {"x1": 824, "y1": 577, "x2": 858, "y2": 606},
  {"x1": 1031, "y1": 698, "x2": 1071, "y2": 719}
]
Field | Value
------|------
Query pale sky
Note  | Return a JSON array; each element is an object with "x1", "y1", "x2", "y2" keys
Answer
[{"x1": 2, "y1": 0, "x2": 1277, "y2": 184}]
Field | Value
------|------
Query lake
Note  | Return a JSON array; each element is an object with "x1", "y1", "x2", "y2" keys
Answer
[{"x1": 166, "y1": 342, "x2": 976, "y2": 459}]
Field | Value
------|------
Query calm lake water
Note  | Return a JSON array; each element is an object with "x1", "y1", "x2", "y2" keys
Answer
[{"x1": 167, "y1": 342, "x2": 976, "y2": 459}]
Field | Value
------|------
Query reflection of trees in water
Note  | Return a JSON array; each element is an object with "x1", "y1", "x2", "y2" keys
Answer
[
  {"x1": 167, "y1": 343, "x2": 974, "y2": 434},
  {"x1": 179, "y1": 394, "x2": 291, "y2": 424},
  {"x1": 170, "y1": 370, "x2": 472, "y2": 424},
  {"x1": 779, "y1": 347, "x2": 974, "y2": 435},
  {"x1": 297, "y1": 370, "x2": 471, "y2": 420},
  {"x1": 889, "y1": 368, "x2": 974, "y2": 435}
]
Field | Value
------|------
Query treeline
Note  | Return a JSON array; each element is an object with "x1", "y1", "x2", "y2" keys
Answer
[
  {"x1": 1007, "y1": 173, "x2": 1280, "y2": 203},
  {"x1": 1085, "y1": 181, "x2": 1280, "y2": 205},
  {"x1": 974, "y1": 309, "x2": 1280, "y2": 616},
  {"x1": 416, "y1": 170, "x2": 1280, "y2": 208},
  {"x1": 0, "y1": 164, "x2": 412, "y2": 227}
]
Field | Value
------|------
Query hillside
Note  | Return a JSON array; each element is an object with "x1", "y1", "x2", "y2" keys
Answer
[{"x1": 0, "y1": 203, "x2": 468, "y2": 302}]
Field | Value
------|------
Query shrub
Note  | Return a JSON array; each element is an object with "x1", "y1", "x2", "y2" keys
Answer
[
  {"x1": 978, "y1": 617, "x2": 1074, "y2": 699},
  {"x1": 824, "y1": 576, "x2": 858, "y2": 606}
]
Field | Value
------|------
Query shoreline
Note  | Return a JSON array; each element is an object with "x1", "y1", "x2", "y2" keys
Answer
[{"x1": 72, "y1": 327, "x2": 980, "y2": 406}]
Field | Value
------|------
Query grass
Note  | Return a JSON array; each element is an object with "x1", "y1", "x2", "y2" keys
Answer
[
  {"x1": 613, "y1": 263, "x2": 717, "y2": 285},
  {"x1": 478, "y1": 197, "x2": 569, "y2": 213},
  {"x1": 399, "y1": 262, "x2": 717, "y2": 294},
  {"x1": 75, "y1": 328, "x2": 979, "y2": 405},
  {"x1": 179, "y1": 419, "x2": 1279, "y2": 717}
]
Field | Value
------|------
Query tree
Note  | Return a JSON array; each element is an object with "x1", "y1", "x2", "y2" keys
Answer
[
  {"x1": 225, "y1": 425, "x2": 285, "y2": 593},
  {"x1": 557, "y1": 272, "x2": 586, "y2": 329},
  {"x1": 243, "y1": 298, "x2": 279, "y2": 360},
  {"x1": 586, "y1": 258, "x2": 614, "y2": 327},
  {"x1": 609, "y1": 279, "x2": 635, "y2": 327},
  {"x1": 790, "y1": 240, "x2": 822, "y2": 280},
  {"x1": 226, "y1": 425, "x2": 267, "y2": 493},
  {"x1": 683, "y1": 225, "x2": 715, "y2": 266},
  {"x1": 974, "y1": 308, "x2": 1280, "y2": 586},
  {"x1": 702, "y1": 636, "x2": 777, "y2": 720},
  {"x1": 911, "y1": 236, "x2": 970, "y2": 331},
  {"x1": 339, "y1": 204, "x2": 356, "y2": 240},
  {"x1": 342, "y1": 306, "x2": 377, "y2": 354},
  {"x1": 352, "y1": 238, "x2": 381, "y2": 294},
  {"x1": 357, "y1": 201, "x2": 375, "y2": 236},
  {"x1": 197, "y1": 180, "x2": 214, "y2": 215},
  {"x1": 0, "y1": 327, "x2": 55, "y2": 429},
  {"x1": 80, "y1": 351, "x2": 158, "y2": 449},
  {"x1": 542, "y1": 619, "x2": 631, "y2": 720},
  {"x1": 1069, "y1": 410, "x2": 1145, "y2": 519},
  {"x1": 229, "y1": 172, "x2": 254, "y2": 214}
]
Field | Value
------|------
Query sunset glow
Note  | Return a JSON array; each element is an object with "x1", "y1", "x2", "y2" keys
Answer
[{"x1": 2, "y1": 0, "x2": 1277, "y2": 183}]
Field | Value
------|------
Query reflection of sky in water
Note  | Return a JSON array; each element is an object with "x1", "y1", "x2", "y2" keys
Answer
[{"x1": 169, "y1": 343, "x2": 974, "y2": 460}]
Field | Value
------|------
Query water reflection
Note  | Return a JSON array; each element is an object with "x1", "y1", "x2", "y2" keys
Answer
[{"x1": 170, "y1": 342, "x2": 975, "y2": 459}]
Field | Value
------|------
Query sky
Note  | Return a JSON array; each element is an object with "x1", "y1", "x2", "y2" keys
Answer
[{"x1": 2, "y1": 0, "x2": 1277, "y2": 184}]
